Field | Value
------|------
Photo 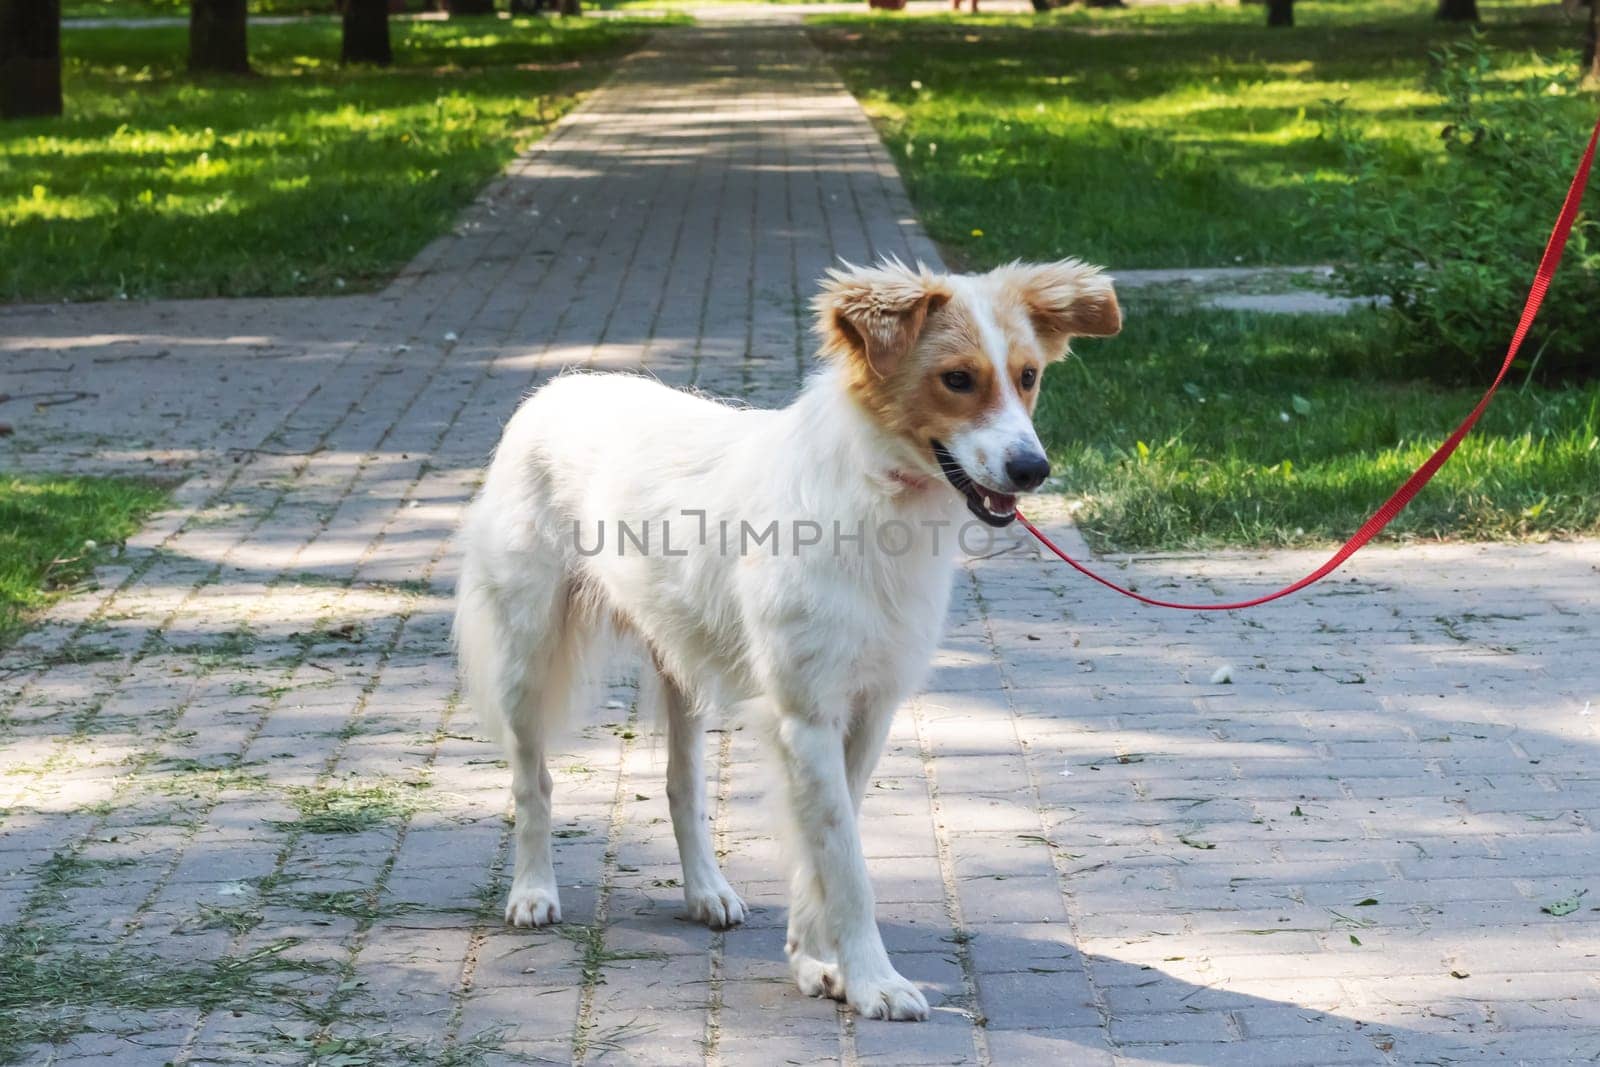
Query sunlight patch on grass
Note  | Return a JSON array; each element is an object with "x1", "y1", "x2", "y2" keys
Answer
[
  {"x1": 0, "y1": 475, "x2": 169, "y2": 649},
  {"x1": 2, "y1": 18, "x2": 673, "y2": 302},
  {"x1": 812, "y1": 0, "x2": 1587, "y2": 268}
]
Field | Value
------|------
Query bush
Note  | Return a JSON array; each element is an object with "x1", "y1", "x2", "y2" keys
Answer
[{"x1": 1317, "y1": 38, "x2": 1600, "y2": 383}]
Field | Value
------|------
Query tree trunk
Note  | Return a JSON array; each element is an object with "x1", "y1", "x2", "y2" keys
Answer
[
  {"x1": 342, "y1": 0, "x2": 392, "y2": 65},
  {"x1": 1585, "y1": 0, "x2": 1599, "y2": 83},
  {"x1": 1435, "y1": 0, "x2": 1478, "y2": 22},
  {"x1": 450, "y1": 0, "x2": 497, "y2": 14},
  {"x1": 1, "y1": 0, "x2": 63, "y2": 119},
  {"x1": 1266, "y1": 0, "x2": 1293, "y2": 26},
  {"x1": 189, "y1": 0, "x2": 250, "y2": 75}
]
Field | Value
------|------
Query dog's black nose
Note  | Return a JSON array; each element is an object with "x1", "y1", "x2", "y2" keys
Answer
[{"x1": 1004, "y1": 452, "x2": 1051, "y2": 492}]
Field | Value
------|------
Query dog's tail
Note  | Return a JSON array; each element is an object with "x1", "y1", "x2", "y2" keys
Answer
[{"x1": 453, "y1": 527, "x2": 599, "y2": 751}]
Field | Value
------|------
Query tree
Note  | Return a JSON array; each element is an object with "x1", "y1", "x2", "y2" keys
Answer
[
  {"x1": 450, "y1": 0, "x2": 497, "y2": 14},
  {"x1": 1585, "y1": 0, "x2": 1599, "y2": 83},
  {"x1": 190, "y1": 0, "x2": 250, "y2": 75},
  {"x1": 1435, "y1": 0, "x2": 1478, "y2": 22},
  {"x1": 1, "y1": 0, "x2": 63, "y2": 119},
  {"x1": 1266, "y1": 0, "x2": 1293, "y2": 26},
  {"x1": 342, "y1": 0, "x2": 393, "y2": 66}
]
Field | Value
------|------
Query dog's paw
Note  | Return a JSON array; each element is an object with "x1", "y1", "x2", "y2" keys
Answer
[
  {"x1": 845, "y1": 970, "x2": 929, "y2": 1022},
  {"x1": 684, "y1": 874, "x2": 747, "y2": 929},
  {"x1": 505, "y1": 884, "x2": 562, "y2": 927},
  {"x1": 790, "y1": 954, "x2": 844, "y2": 1001}
]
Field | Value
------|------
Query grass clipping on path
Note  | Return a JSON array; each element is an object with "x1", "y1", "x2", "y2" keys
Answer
[
  {"x1": 1, "y1": 17, "x2": 669, "y2": 303},
  {"x1": 0, "y1": 474, "x2": 168, "y2": 648},
  {"x1": 279, "y1": 777, "x2": 436, "y2": 834}
]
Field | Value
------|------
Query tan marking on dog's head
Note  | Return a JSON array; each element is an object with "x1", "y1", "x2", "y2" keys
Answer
[
  {"x1": 813, "y1": 259, "x2": 953, "y2": 381},
  {"x1": 988, "y1": 258, "x2": 1122, "y2": 360},
  {"x1": 813, "y1": 258, "x2": 1118, "y2": 479},
  {"x1": 815, "y1": 262, "x2": 982, "y2": 444}
]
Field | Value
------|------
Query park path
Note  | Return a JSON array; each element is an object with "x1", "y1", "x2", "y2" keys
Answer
[{"x1": 4, "y1": 20, "x2": 1600, "y2": 1067}]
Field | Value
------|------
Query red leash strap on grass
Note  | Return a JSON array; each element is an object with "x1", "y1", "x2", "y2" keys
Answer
[{"x1": 1017, "y1": 112, "x2": 1600, "y2": 612}]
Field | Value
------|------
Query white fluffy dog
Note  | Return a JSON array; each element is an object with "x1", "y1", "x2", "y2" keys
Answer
[{"x1": 453, "y1": 258, "x2": 1120, "y2": 1020}]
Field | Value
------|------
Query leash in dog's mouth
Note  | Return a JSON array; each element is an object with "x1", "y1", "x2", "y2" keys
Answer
[{"x1": 931, "y1": 440, "x2": 1018, "y2": 528}]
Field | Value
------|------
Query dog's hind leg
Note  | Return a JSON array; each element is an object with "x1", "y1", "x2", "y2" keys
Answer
[
  {"x1": 655, "y1": 665, "x2": 747, "y2": 929},
  {"x1": 504, "y1": 700, "x2": 560, "y2": 927},
  {"x1": 501, "y1": 592, "x2": 602, "y2": 927},
  {"x1": 458, "y1": 561, "x2": 593, "y2": 928}
]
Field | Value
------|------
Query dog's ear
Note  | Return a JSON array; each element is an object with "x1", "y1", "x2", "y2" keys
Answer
[
  {"x1": 1000, "y1": 259, "x2": 1121, "y2": 360},
  {"x1": 813, "y1": 259, "x2": 952, "y2": 378}
]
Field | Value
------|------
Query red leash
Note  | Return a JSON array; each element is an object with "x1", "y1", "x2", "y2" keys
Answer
[{"x1": 1017, "y1": 112, "x2": 1600, "y2": 612}]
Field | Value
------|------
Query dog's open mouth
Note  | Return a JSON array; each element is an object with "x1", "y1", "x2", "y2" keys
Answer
[{"x1": 931, "y1": 441, "x2": 1017, "y2": 528}]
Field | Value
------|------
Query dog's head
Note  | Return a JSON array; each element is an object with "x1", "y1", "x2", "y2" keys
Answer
[{"x1": 813, "y1": 257, "x2": 1120, "y2": 527}]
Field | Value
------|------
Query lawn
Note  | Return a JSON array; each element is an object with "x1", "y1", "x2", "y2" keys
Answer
[
  {"x1": 811, "y1": 0, "x2": 1594, "y2": 269},
  {"x1": 0, "y1": 475, "x2": 170, "y2": 648},
  {"x1": 1042, "y1": 309, "x2": 1600, "y2": 550},
  {"x1": 2, "y1": 17, "x2": 671, "y2": 303},
  {"x1": 811, "y1": 2, "x2": 1599, "y2": 550}
]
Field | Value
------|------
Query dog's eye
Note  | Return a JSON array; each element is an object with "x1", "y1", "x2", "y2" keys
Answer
[
  {"x1": 941, "y1": 370, "x2": 974, "y2": 393},
  {"x1": 1019, "y1": 368, "x2": 1038, "y2": 390}
]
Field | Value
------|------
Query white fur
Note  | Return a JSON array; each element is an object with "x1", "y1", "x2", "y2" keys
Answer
[
  {"x1": 454, "y1": 364, "x2": 963, "y2": 1021},
  {"x1": 453, "y1": 259, "x2": 1115, "y2": 1022},
  {"x1": 941, "y1": 274, "x2": 1050, "y2": 494}
]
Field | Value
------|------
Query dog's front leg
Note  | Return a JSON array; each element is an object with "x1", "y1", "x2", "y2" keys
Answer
[
  {"x1": 844, "y1": 697, "x2": 898, "y2": 811},
  {"x1": 784, "y1": 695, "x2": 900, "y2": 1001},
  {"x1": 775, "y1": 712, "x2": 929, "y2": 1021}
]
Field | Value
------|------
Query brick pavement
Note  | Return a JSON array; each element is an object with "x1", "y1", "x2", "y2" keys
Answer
[{"x1": 3, "y1": 21, "x2": 1600, "y2": 1067}]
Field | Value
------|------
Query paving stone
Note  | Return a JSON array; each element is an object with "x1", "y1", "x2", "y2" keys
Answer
[{"x1": 2, "y1": 13, "x2": 1598, "y2": 1067}]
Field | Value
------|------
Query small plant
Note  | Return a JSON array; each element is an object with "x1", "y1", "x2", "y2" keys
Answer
[{"x1": 1317, "y1": 36, "x2": 1600, "y2": 382}]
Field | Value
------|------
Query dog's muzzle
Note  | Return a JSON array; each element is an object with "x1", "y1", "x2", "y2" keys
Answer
[{"x1": 931, "y1": 441, "x2": 1018, "y2": 528}]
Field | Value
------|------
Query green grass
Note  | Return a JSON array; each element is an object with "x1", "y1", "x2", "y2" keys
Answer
[
  {"x1": 811, "y1": 0, "x2": 1595, "y2": 269},
  {"x1": 813, "y1": 1, "x2": 1599, "y2": 549},
  {"x1": 3, "y1": 17, "x2": 671, "y2": 302},
  {"x1": 1043, "y1": 307, "x2": 1600, "y2": 550},
  {"x1": 0, "y1": 474, "x2": 169, "y2": 648}
]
